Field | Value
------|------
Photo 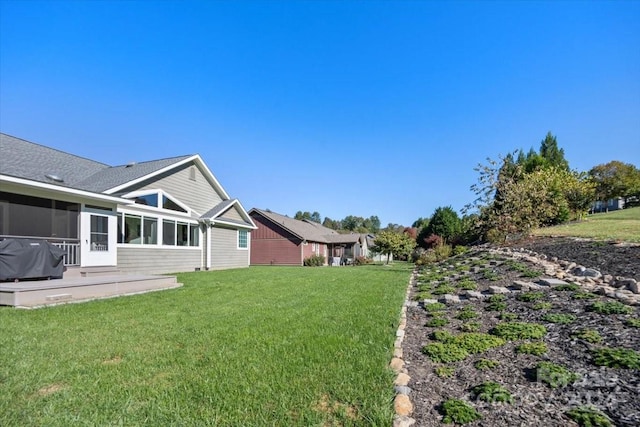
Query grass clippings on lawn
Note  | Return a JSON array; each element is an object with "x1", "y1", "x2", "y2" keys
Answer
[{"x1": 0, "y1": 264, "x2": 413, "y2": 426}]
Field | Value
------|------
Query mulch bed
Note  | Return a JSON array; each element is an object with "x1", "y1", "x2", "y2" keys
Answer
[{"x1": 403, "y1": 238, "x2": 640, "y2": 426}]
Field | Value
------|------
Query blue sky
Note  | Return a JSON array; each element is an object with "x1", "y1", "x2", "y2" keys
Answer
[{"x1": 1, "y1": 0, "x2": 639, "y2": 227}]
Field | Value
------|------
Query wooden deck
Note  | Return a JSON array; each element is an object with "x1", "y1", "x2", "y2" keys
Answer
[{"x1": 0, "y1": 274, "x2": 182, "y2": 308}]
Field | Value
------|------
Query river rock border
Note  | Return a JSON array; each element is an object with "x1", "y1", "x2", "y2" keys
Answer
[{"x1": 390, "y1": 268, "x2": 417, "y2": 427}]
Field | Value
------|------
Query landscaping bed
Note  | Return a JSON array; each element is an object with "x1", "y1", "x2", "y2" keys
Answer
[{"x1": 403, "y1": 240, "x2": 640, "y2": 426}]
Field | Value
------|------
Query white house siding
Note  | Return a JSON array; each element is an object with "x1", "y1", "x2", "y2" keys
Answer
[
  {"x1": 117, "y1": 246, "x2": 202, "y2": 274},
  {"x1": 129, "y1": 163, "x2": 224, "y2": 215},
  {"x1": 209, "y1": 226, "x2": 249, "y2": 269}
]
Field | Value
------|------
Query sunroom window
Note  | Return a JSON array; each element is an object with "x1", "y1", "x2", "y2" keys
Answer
[{"x1": 162, "y1": 195, "x2": 187, "y2": 213}]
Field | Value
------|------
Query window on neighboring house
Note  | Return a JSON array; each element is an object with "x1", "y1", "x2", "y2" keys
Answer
[
  {"x1": 124, "y1": 214, "x2": 142, "y2": 244},
  {"x1": 189, "y1": 224, "x2": 199, "y2": 247},
  {"x1": 238, "y1": 230, "x2": 248, "y2": 249},
  {"x1": 90, "y1": 215, "x2": 109, "y2": 251}
]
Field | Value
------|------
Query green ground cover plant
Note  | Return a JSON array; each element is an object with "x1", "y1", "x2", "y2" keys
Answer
[
  {"x1": 460, "y1": 321, "x2": 481, "y2": 332},
  {"x1": 440, "y1": 399, "x2": 481, "y2": 424},
  {"x1": 535, "y1": 362, "x2": 580, "y2": 388},
  {"x1": 626, "y1": 318, "x2": 640, "y2": 328},
  {"x1": 533, "y1": 302, "x2": 552, "y2": 310},
  {"x1": 565, "y1": 405, "x2": 613, "y2": 427},
  {"x1": 588, "y1": 301, "x2": 633, "y2": 315},
  {"x1": 572, "y1": 291, "x2": 598, "y2": 300},
  {"x1": 504, "y1": 260, "x2": 541, "y2": 278},
  {"x1": 592, "y1": 347, "x2": 640, "y2": 369},
  {"x1": 516, "y1": 341, "x2": 548, "y2": 356},
  {"x1": 486, "y1": 294, "x2": 508, "y2": 312},
  {"x1": 474, "y1": 359, "x2": 499, "y2": 370},
  {"x1": 572, "y1": 329, "x2": 602, "y2": 344},
  {"x1": 425, "y1": 302, "x2": 447, "y2": 312},
  {"x1": 491, "y1": 322, "x2": 547, "y2": 340},
  {"x1": 517, "y1": 291, "x2": 545, "y2": 302},
  {"x1": 432, "y1": 284, "x2": 457, "y2": 295},
  {"x1": 434, "y1": 366, "x2": 455, "y2": 378},
  {"x1": 457, "y1": 278, "x2": 478, "y2": 290},
  {"x1": 482, "y1": 269, "x2": 500, "y2": 281},
  {"x1": 498, "y1": 312, "x2": 518, "y2": 321},
  {"x1": 425, "y1": 317, "x2": 449, "y2": 328},
  {"x1": 471, "y1": 382, "x2": 513, "y2": 404},
  {"x1": 0, "y1": 264, "x2": 412, "y2": 426},
  {"x1": 542, "y1": 313, "x2": 577, "y2": 324},
  {"x1": 423, "y1": 332, "x2": 505, "y2": 363},
  {"x1": 456, "y1": 307, "x2": 478, "y2": 321}
]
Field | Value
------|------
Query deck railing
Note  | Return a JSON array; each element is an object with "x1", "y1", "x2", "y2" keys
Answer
[{"x1": 0, "y1": 235, "x2": 80, "y2": 266}]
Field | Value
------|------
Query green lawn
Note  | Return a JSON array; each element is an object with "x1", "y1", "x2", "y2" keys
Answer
[
  {"x1": 0, "y1": 264, "x2": 412, "y2": 426},
  {"x1": 533, "y1": 206, "x2": 640, "y2": 242}
]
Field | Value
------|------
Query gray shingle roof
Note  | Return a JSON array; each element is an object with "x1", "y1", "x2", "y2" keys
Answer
[
  {"x1": 1, "y1": 133, "x2": 108, "y2": 187},
  {"x1": 1, "y1": 133, "x2": 194, "y2": 193},
  {"x1": 74, "y1": 155, "x2": 193, "y2": 193},
  {"x1": 201, "y1": 199, "x2": 237, "y2": 219},
  {"x1": 249, "y1": 209, "x2": 361, "y2": 244}
]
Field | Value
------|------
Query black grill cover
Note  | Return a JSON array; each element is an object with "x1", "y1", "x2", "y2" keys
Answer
[{"x1": 0, "y1": 239, "x2": 66, "y2": 281}]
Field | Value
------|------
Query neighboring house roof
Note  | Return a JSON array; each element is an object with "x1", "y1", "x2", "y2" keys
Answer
[{"x1": 249, "y1": 208, "x2": 363, "y2": 244}]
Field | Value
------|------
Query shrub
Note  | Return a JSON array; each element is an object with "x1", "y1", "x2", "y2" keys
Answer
[
  {"x1": 491, "y1": 322, "x2": 547, "y2": 340},
  {"x1": 565, "y1": 406, "x2": 613, "y2": 427},
  {"x1": 434, "y1": 366, "x2": 455, "y2": 378},
  {"x1": 453, "y1": 245, "x2": 469, "y2": 256},
  {"x1": 572, "y1": 329, "x2": 602, "y2": 344},
  {"x1": 542, "y1": 313, "x2": 576, "y2": 324},
  {"x1": 592, "y1": 347, "x2": 640, "y2": 369},
  {"x1": 425, "y1": 317, "x2": 449, "y2": 328},
  {"x1": 453, "y1": 333, "x2": 506, "y2": 354},
  {"x1": 423, "y1": 233, "x2": 444, "y2": 248},
  {"x1": 434, "y1": 243, "x2": 453, "y2": 261},
  {"x1": 474, "y1": 359, "x2": 498, "y2": 370},
  {"x1": 517, "y1": 291, "x2": 545, "y2": 302},
  {"x1": 353, "y1": 256, "x2": 372, "y2": 266},
  {"x1": 471, "y1": 382, "x2": 513, "y2": 404},
  {"x1": 536, "y1": 361, "x2": 580, "y2": 388},
  {"x1": 488, "y1": 294, "x2": 506, "y2": 302},
  {"x1": 303, "y1": 254, "x2": 325, "y2": 266},
  {"x1": 516, "y1": 341, "x2": 547, "y2": 356},
  {"x1": 440, "y1": 399, "x2": 481, "y2": 424},
  {"x1": 588, "y1": 301, "x2": 633, "y2": 315}
]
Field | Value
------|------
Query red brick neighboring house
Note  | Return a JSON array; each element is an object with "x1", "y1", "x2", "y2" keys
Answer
[{"x1": 248, "y1": 208, "x2": 366, "y2": 266}]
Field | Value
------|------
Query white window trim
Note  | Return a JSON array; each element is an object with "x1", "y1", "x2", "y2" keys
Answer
[
  {"x1": 237, "y1": 229, "x2": 249, "y2": 250},
  {"x1": 122, "y1": 189, "x2": 196, "y2": 217},
  {"x1": 116, "y1": 207, "x2": 201, "y2": 249}
]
